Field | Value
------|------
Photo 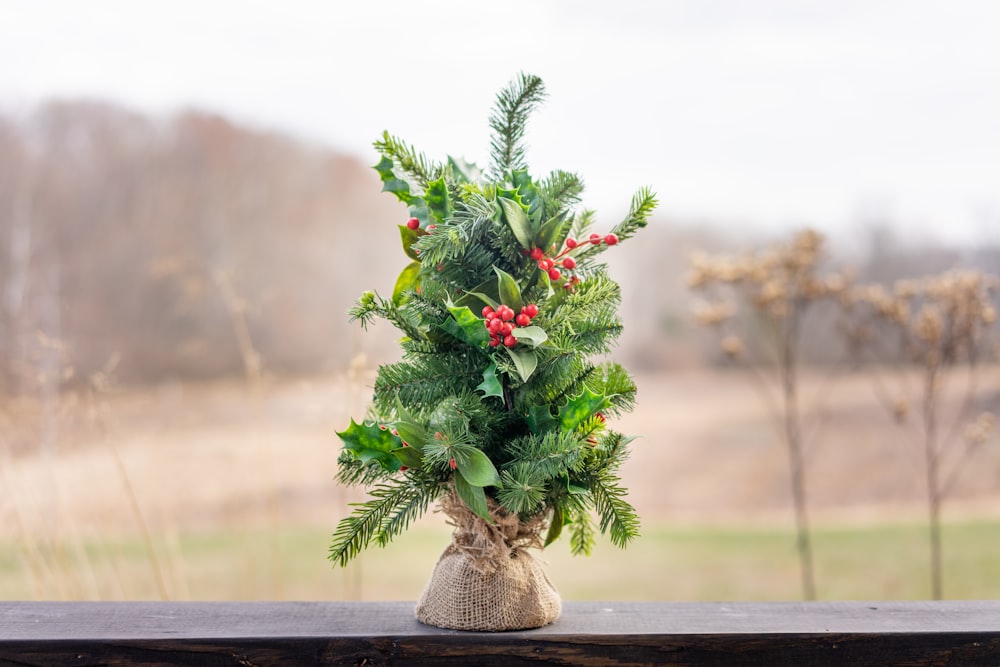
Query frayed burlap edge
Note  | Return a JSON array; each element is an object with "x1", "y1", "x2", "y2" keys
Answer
[{"x1": 414, "y1": 490, "x2": 561, "y2": 631}]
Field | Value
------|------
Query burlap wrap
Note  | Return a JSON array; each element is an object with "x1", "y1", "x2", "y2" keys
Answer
[{"x1": 414, "y1": 491, "x2": 562, "y2": 631}]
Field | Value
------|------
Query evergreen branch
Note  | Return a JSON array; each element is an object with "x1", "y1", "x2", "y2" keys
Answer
[
  {"x1": 565, "y1": 493, "x2": 596, "y2": 556},
  {"x1": 374, "y1": 131, "x2": 441, "y2": 189},
  {"x1": 375, "y1": 475, "x2": 444, "y2": 547},
  {"x1": 589, "y1": 466, "x2": 640, "y2": 548},
  {"x1": 497, "y1": 463, "x2": 548, "y2": 514},
  {"x1": 489, "y1": 73, "x2": 547, "y2": 178},
  {"x1": 539, "y1": 170, "x2": 584, "y2": 218},
  {"x1": 574, "y1": 187, "x2": 658, "y2": 262},
  {"x1": 329, "y1": 476, "x2": 438, "y2": 567}
]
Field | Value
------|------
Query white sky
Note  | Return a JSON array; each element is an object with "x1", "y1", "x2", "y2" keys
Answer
[{"x1": 3, "y1": 0, "x2": 999, "y2": 245}]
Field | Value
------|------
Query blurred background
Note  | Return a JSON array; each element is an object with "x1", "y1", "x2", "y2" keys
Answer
[{"x1": 1, "y1": 0, "x2": 998, "y2": 602}]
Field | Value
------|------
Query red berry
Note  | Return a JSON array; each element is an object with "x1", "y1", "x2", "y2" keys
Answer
[
  {"x1": 516, "y1": 313, "x2": 531, "y2": 327},
  {"x1": 449, "y1": 457, "x2": 457, "y2": 470},
  {"x1": 482, "y1": 305, "x2": 495, "y2": 318},
  {"x1": 604, "y1": 233, "x2": 619, "y2": 246},
  {"x1": 565, "y1": 237, "x2": 578, "y2": 249},
  {"x1": 503, "y1": 335, "x2": 517, "y2": 347},
  {"x1": 406, "y1": 217, "x2": 420, "y2": 230},
  {"x1": 500, "y1": 322, "x2": 514, "y2": 336},
  {"x1": 488, "y1": 318, "x2": 503, "y2": 334},
  {"x1": 548, "y1": 268, "x2": 562, "y2": 281},
  {"x1": 589, "y1": 233, "x2": 602, "y2": 245},
  {"x1": 538, "y1": 258, "x2": 554, "y2": 271},
  {"x1": 499, "y1": 306, "x2": 515, "y2": 321},
  {"x1": 524, "y1": 303, "x2": 539, "y2": 318},
  {"x1": 562, "y1": 257, "x2": 577, "y2": 269},
  {"x1": 530, "y1": 247, "x2": 544, "y2": 260},
  {"x1": 489, "y1": 336, "x2": 500, "y2": 347}
]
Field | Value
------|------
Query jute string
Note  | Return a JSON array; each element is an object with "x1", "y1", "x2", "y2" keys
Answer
[{"x1": 414, "y1": 490, "x2": 562, "y2": 631}]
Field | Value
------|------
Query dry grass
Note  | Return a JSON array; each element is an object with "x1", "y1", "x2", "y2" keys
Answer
[{"x1": 1, "y1": 368, "x2": 998, "y2": 600}]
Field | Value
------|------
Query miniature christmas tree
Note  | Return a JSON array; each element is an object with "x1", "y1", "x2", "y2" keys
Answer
[{"x1": 329, "y1": 73, "x2": 656, "y2": 630}]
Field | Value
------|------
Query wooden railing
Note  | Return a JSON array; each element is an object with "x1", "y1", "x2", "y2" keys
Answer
[{"x1": 2, "y1": 600, "x2": 999, "y2": 665}]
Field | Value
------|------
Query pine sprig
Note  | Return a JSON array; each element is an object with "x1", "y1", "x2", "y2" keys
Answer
[
  {"x1": 329, "y1": 476, "x2": 442, "y2": 567},
  {"x1": 374, "y1": 131, "x2": 441, "y2": 190},
  {"x1": 588, "y1": 465, "x2": 640, "y2": 548},
  {"x1": 489, "y1": 73, "x2": 547, "y2": 179}
]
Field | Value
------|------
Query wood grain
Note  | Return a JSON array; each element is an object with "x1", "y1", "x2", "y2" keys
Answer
[{"x1": 2, "y1": 601, "x2": 999, "y2": 666}]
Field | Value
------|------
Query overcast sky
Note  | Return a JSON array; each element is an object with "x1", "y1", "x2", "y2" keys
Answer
[{"x1": 3, "y1": 0, "x2": 999, "y2": 245}]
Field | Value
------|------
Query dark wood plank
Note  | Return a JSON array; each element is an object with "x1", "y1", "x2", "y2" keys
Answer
[{"x1": 2, "y1": 601, "x2": 999, "y2": 666}]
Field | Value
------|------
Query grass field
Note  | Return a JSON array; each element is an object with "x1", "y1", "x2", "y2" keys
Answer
[
  {"x1": 3, "y1": 518, "x2": 999, "y2": 601},
  {"x1": 1, "y1": 369, "x2": 998, "y2": 602}
]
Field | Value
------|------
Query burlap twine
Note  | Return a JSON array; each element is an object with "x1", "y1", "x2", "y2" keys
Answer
[{"x1": 414, "y1": 490, "x2": 562, "y2": 631}]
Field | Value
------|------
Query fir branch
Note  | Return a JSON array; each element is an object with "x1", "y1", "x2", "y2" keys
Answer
[
  {"x1": 374, "y1": 131, "x2": 441, "y2": 190},
  {"x1": 565, "y1": 494, "x2": 597, "y2": 556},
  {"x1": 489, "y1": 73, "x2": 547, "y2": 179},
  {"x1": 589, "y1": 466, "x2": 640, "y2": 548},
  {"x1": 497, "y1": 463, "x2": 547, "y2": 514},
  {"x1": 329, "y1": 476, "x2": 440, "y2": 567},
  {"x1": 505, "y1": 430, "x2": 585, "y2": 480},
  {"x1": 373, "y1": 354, "x2": 483, "y2": 415},
  {"x1": 539, "y1": 170, "x2": 584, "y2": 218},
  {"x1": 574, "y1": 187, "x2": 658, "y2": 262}
]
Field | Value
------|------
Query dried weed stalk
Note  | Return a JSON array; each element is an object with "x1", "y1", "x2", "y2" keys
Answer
[
  {"x1": 688, "y1": 229, "x2": 851, "y2": 601},
  {"x1": 842, "y1": 269, "x2": 997, "y2": 599}
]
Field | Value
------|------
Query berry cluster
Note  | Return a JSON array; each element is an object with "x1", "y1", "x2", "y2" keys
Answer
[
  {"x1": 482, "y1": 302, "x2": 539, "y2": 348},
  {"x1": 529, "y1": 233, "x2": 619, "y2": 286}
]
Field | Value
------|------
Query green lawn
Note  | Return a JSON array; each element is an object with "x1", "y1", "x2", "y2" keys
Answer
[{"x1": 3, "y1": 518, "x2": 998, "y2": 601}]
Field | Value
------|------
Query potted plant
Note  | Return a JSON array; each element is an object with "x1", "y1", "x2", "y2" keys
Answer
[{"x1": 329, "y1": 73, "x2": 657, "y2": 631}]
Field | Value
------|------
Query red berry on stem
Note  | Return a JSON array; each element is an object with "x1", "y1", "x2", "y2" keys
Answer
[
  {"x1": 548, "y1": 268, "x2": 562, "y2": 281},
  {"x1": 482, "y1": 305, "x2": 495, "y2": 318},
  {"x1": 500, "y1": 306, "x2": 515, "y2": 321},
  {"x1": 530, "y1": 247, "x2": 544, "y2": 260},
  {"x1": 500, "y1": 322, "x2": 514, "y2": 336},
  {"x1": 589, "y1": 233, "x2": 602, "y2": 245},
  {"x1": 565, "y1": 237, "x2": 578, "y2": 249},
  {"x1": 503, "y1": 335, "x2": 517, "y2": 347},
  {"x1": 406, "y1": 217, "x2": 420, "y2": 230},
  {"x1": 516, "y1": 313, "x2": 531, "y2": 327},
  {"x1": 562, "y1": 257, "x2": 577, "y2": 269},
  {"x1": 489, "y1": 336, "x2": 500, "y2": 347},
  {"x1": 524, "y1": 303, "x2": 539, "y2": 317},
  {"x1": 604, "y1": 233, "x2": 619, "y2": 246}
]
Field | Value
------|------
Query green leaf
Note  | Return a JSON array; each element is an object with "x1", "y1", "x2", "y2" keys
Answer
[
  {"x1": 374, "y1": 156, "x2": 415, "y2": 205},
  {"x1": 527, "y1": 404, "x2": 558, "y2": 434},
  {"x1": 337, "y1": 419, "x2": 402, "y2": 472},
  {"x1": 392, "y1": 261, "x2": 421, "y2": 306},
  {"x1": 442, "y1": 305, "x2": 490, "y2": 348},
  {"x1": 454, "y1": 471, "x2": 492, "y2": 523},
  {"x1": 493, "y1": 266, "x2": 523, "y2": 312},
  {"x1": 425, "y1": 176, "x2": 453, "y2": 224},
  {"x1": 392, "y1": 397, "x2": 428, "y2": 452},
  {"x1": 506, "y1": 347, "x2": 538, "y2": 382},
  {"x1": 534, "y1": 213, "x2": 567, "y2": 255},
  {"x1": 447, "y1": 156, "x2": 482, "y2": 183},
  {"x1": 391, "y1": 445, "x2": 423, "y2": 469},
  {"x1": 454, "y1": 447, "x2": 500, "y2": 487},
  {"x1": 476, "y1": 362, "x2": 504, "y2": 399},
  {"x1": 511, "y1": 324, "x2": 547, "y2": 348},
  {"x1": 559, "y1": 386, "x2": 611, "y2": 432},
  {"x1": 398, "y1": 224, "x2": 423, "y2": 260},
  {"x1": 454, "y1": 275, "x2": 500, "y2": 310},
  {"x1": 499, "y1": 196, "x2": 532, "y2": 249},
  {"x1": 544, "y1": 504, "x2": 564, "y2": 547}
]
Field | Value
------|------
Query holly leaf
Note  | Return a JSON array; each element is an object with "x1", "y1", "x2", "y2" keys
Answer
[
  {"x1": 511, "y1": 169, "x2": 542, "y2": 224},
  {"x1": 392, "y1": 261, "x2": 421, "y2": 305},
  {"x1": 336, "y1": 419, "x2": 402, "y2": 472},
  {"x1": 506, "y1": 347, "x2": 538, "y2": 382},
  {"x1": 454, "y1": 470, "x2": 492, "y2": 523},
  {"x1": 442, "y1": 305, "x2": 490, "y2": 348},
  {"x1": 494, "y1": 266, "x2": 523, "y2": 313},
  {"x1": 425, "y1": 176, "x2": 453, "y2": 224},
  {"x1": 453, "y1": 447, "x2": 500, "y2": 487},
  {"x1": 476, "y1": 362, "x2": 504, "y2": 399},
  {"x1": 511, "y1": 325, "x2": 547, "y2": 348},
  {"x1": 527, "y1": 404, "x2": 558, "y2": 434},
  {"x1": 559, "y1": 387, "x2": 611, "y2": 432},
  {"x1": 499, "y1": 196, "x2": 532, "y2": 249},
  {"x1": 374, "y1": 156, "x2": 416, "y2": 205}
]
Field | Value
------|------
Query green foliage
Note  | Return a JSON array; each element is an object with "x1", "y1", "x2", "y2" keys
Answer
[{"x1": 330, "y1": 73, "x2": 656, "y2": 567}]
